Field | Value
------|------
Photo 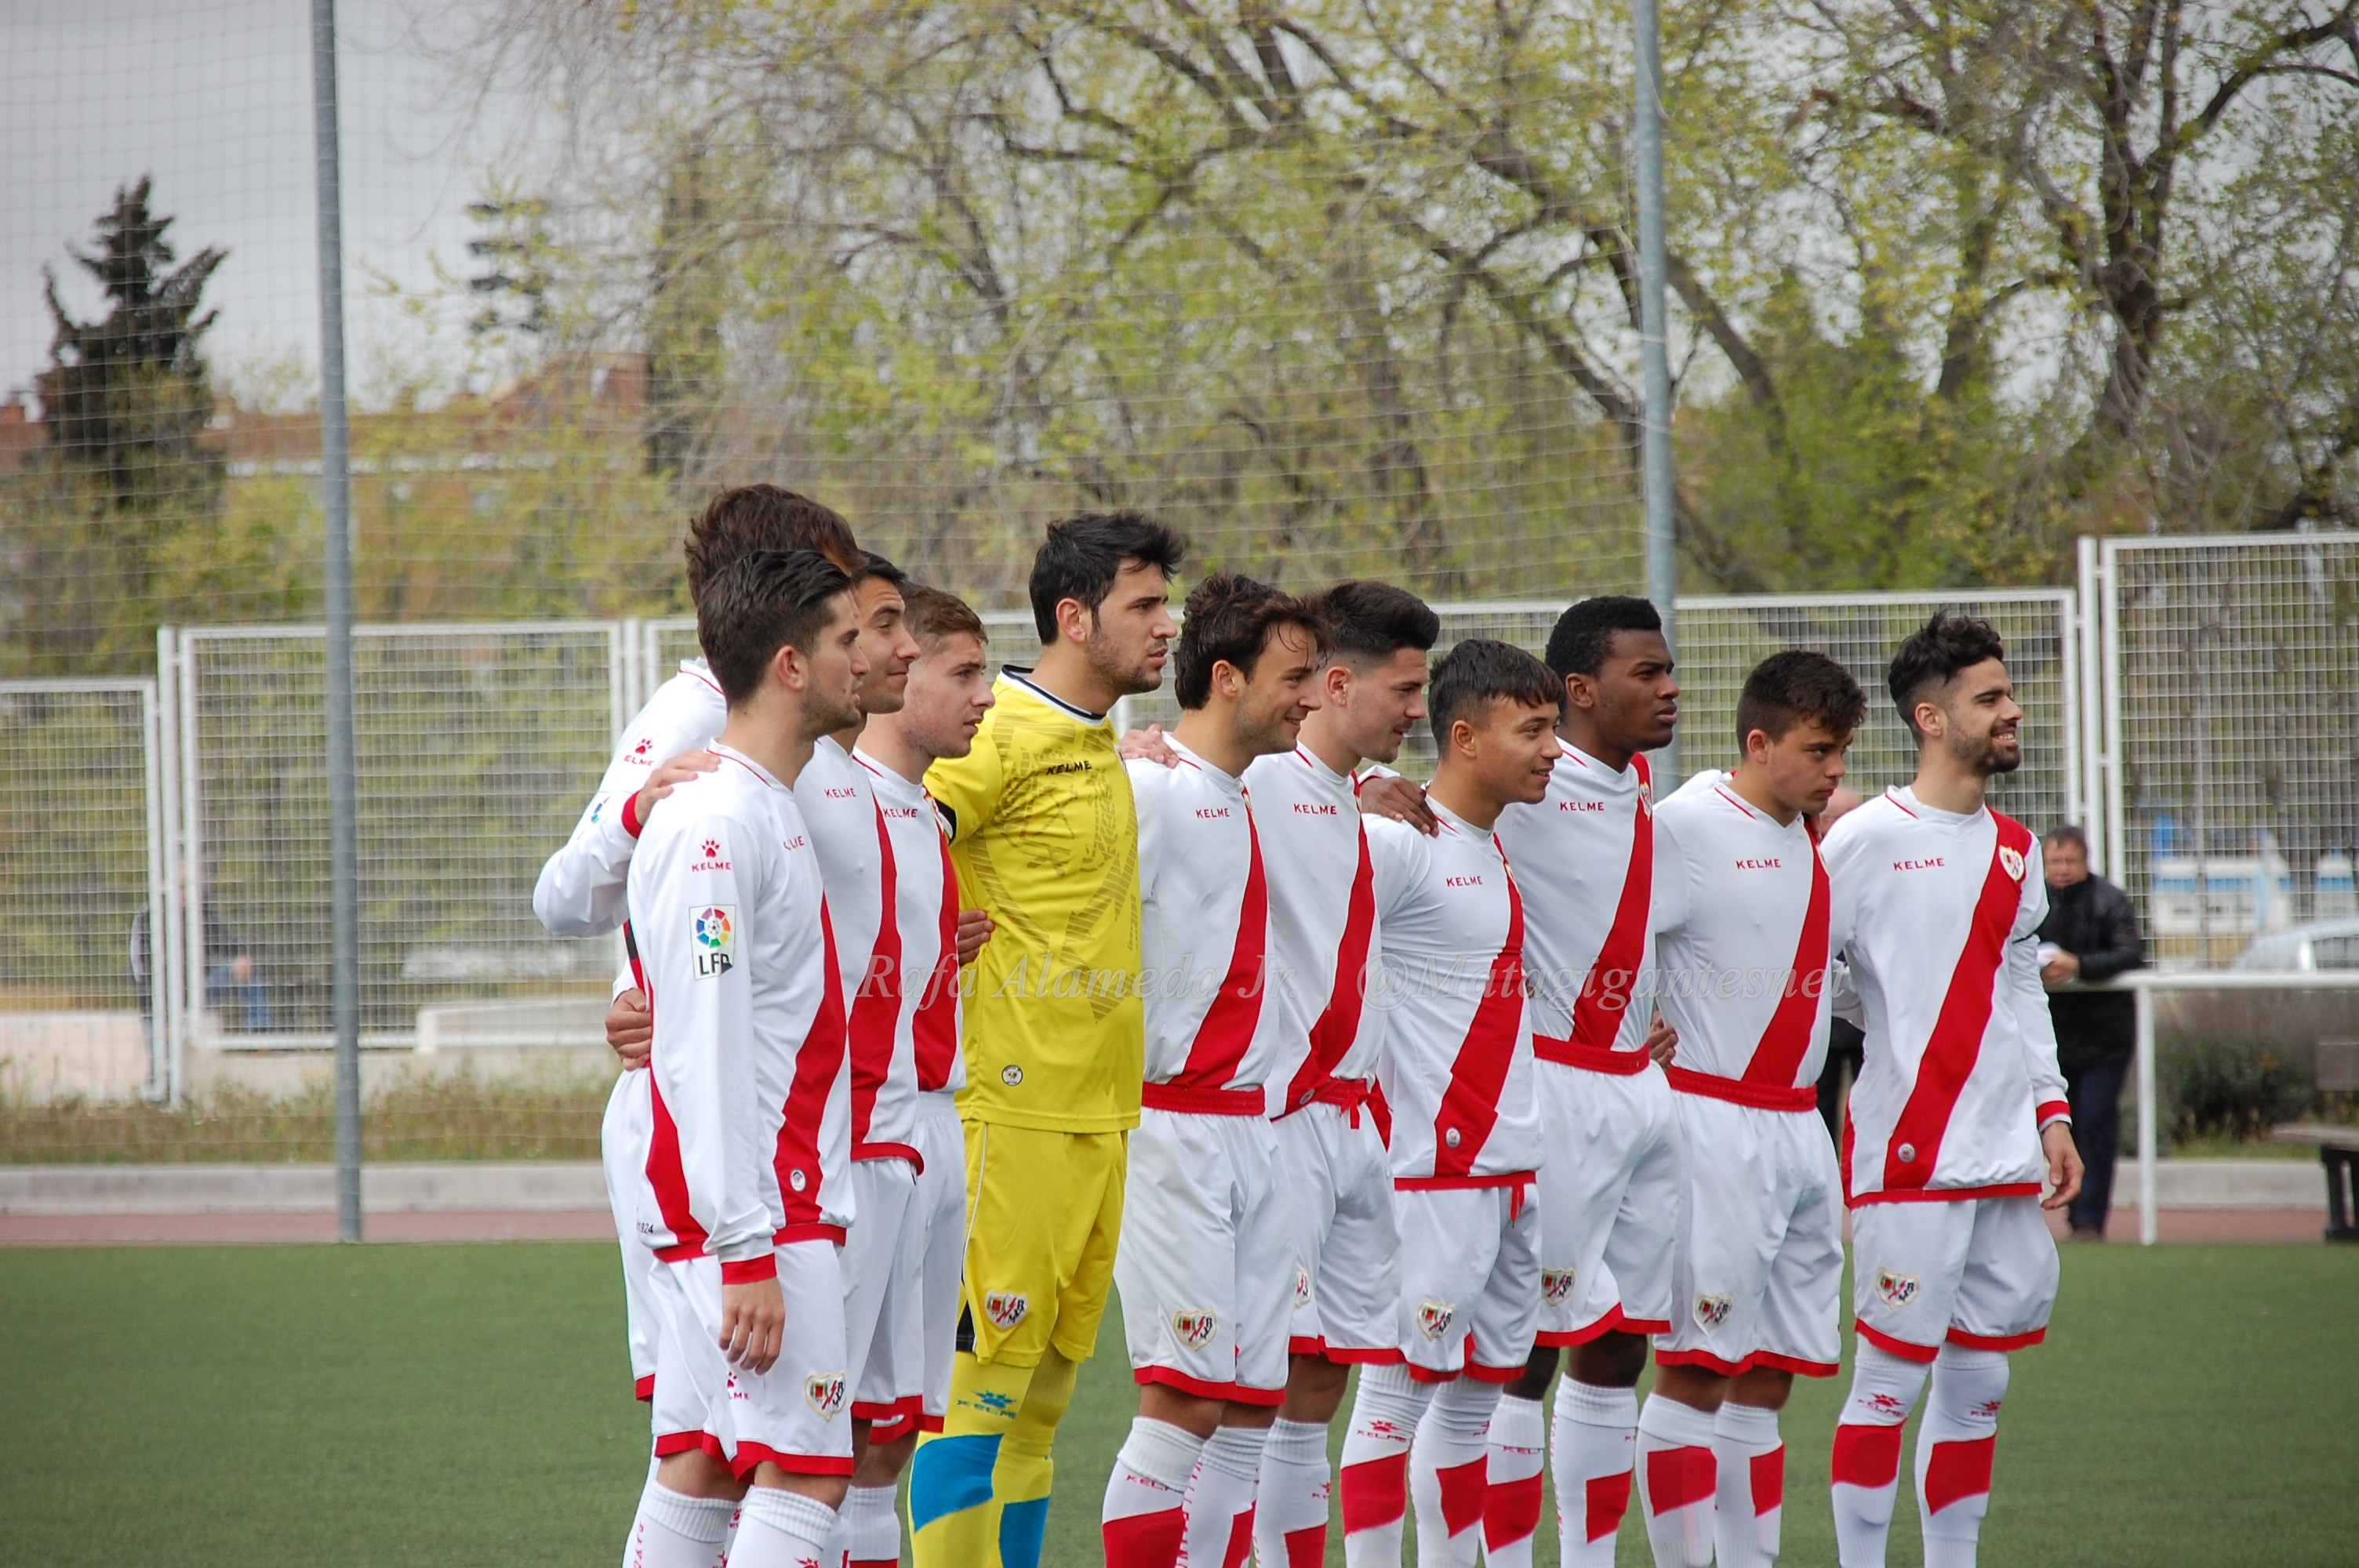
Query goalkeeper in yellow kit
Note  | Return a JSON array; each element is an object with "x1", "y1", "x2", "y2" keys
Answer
[{"x1": 911, "y1": 513, "x2": 1184, "y2": 1568}]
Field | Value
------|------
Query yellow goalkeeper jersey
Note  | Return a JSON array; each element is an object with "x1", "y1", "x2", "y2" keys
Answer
[{"x1": 926, "y1": 668, "x2": 1144, "y2": 1134}]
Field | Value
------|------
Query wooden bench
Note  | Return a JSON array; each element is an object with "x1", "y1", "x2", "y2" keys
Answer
[{"x1": 2271, "y1": 1123, "x2": 2359, "y2": 1242}]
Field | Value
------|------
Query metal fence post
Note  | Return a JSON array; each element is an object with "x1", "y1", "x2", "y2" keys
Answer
[
  {"x1": 2135, "y1": 981, "x2": 2157, "y2": 1246},
  {"x1": 2075, "y1": 537, "x2": 2106, "y2": 873},
  {"x1": 1633, "y1": 0, "x2": 1678, "y2": 782}
]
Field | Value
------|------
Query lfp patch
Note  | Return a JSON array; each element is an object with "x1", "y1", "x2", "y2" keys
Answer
[
  {"x1": 983, "y1": 1290, "x2": 1029, "y2": 1330},
  {"x1": 1171, "y1": 1309, "x2": 1218, "y2": 1351},
  {"x1": 1874, "y1": 1268, "x2": 1920, "y2": 1310},
  {"x1": 693, "y1": 906, "x2": 736, "y2": 979},
  {"x1": 1416, "y1": 1298, "x2": 1456, "y2": 1341},
  {"x1": 804, "y1": 1372, "x2": 847, "y2": 1417}
]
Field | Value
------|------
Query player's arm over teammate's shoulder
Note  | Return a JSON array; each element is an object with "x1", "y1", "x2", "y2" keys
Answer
[{"x1": 533, "y1": 671, "x2": 725, "y2": 938}]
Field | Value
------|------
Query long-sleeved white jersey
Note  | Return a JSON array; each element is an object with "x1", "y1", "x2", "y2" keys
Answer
[
  {"x1": 535, "y1": 659, "x2": 729, "y2": 938},
  {"x1": 1494, "y1": 746, "x2": 1656, "y2": 1065},
  {"x1": 1650, "y1": 779, "x2": 1831, "y2": 1104},
  {"x1": 1127, "y1": 740, "x2": 1284, "y2": 1105},
  {"x1": 1822, "y1": 786, "x2": 2071, "y2": 1204},
  {"x1": 794, "y1": 736, "x2": 908, "y2": 1157},
  {"x1": 628, "y1": 743, "x2": 852, "y2": 1272},
  {"x1": 1365, "y1": 803, "x2": 1541, "y2": 1181},
  {"x1": 856, "y1": 749, "x2": 967, "y2": 1102},
  {"x1": 1241, "y1": 746, "x2": 1386, "y2": 1120}
]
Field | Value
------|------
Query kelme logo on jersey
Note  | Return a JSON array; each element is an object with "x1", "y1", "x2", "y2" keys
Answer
[
  {"x1": 1416, "y1": 1298, "x2": 1456, "y2": 1341},
  {"x1": 804, "y1": 1372, "x2": 847, "y2": 1417},
  {"x1": 983, "y1": 1290, "x2": 1029, "y2": 1330},
  {"x1": 1693, "y1": 1294, "x2": 1733, "y2": 1331},
  {"x1": 1999, "y1": 844, "x2": 2026, "y2": 881},
  {"x1": 693, "y1": 906, "x2": 735, "y2": 978},
  {"x1": 1541, "y1": 1269, "x2": 1576, "y2": 1307},
  {"x1": 1874, "y1": 1268, "x2": 1921, "y2": 1309},
  {"x1": 1171, "y1": 1309, "x2": 1218, "y2": 1351}
]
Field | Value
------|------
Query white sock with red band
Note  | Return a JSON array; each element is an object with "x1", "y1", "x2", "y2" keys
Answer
[
  {"x1": 1550, "y1": 1379, "x2": 1638, "y2": 1568},
  {"x1": 1340, "y1": 1363, "x2": 1433, "y2": 1568},
  {"x1": 842, "y1": 1481, "x2": 900, "y2": 1568},
  {"x1": 1914, "y1": 1346, "x2": 2009, "y2": 1568},
  {"x1": 1253, "y1": 1417, "x2": 1333, "y2": 1568},
  {"x1": 1410, "y1": 1377, "x2": 1501, "y2": 1568},
  {"x1": 1181, "y1": 1423, "x2": 1267, "y2": 1568},
  {"x1": 727, "y1": 1485, "x2": 838, "y2": 1568},
  {"x1": 1634, "y1": 1396, "x2": 1717, "y2": 1568},
  {"x1": 621, "y1": 1479, "x2": 733, "y2": 1568},
  {"x1": 1711, "y1": 1401, "x2": 1784, "y2": 1568},
  {"x1": 1102, "y1": 1417, "x2": 1205, "y2": 1568},
  {"x1": 1830, "y1": 1342, "x2": 1931, "y2": 1568},
  {"x1": 1478, "y1": 1392, "x2": 1546, "y2": 1567}
]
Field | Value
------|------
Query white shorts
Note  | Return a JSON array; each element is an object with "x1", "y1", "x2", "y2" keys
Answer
[
  {"x1": 1532, "y1": 1058, "x2": 1682, "y2": 1344},
  {"x1": 1272, "y1": 1098, "x2": 1401, "y2": 1363},
  {"x1": 842, "y1": 1156, "x2": 923, "y2": 1432},
  {"x1": 1393, "y1": 1180, "x2": 1542, "y2": 1382},
  {"x1": 602, "y1": 1068, "x2": 659, "y2": 1399},
  {"x1": 1850, "y1": 1193, "x2": 2060, "y2": 1363},
  {"x1": 649, "y1": 1242, "x2": 854, "y2": 1476},
  {"x1": 911, "y1": 1091, "x2": 969, "y2": 1432},
  {"x1": 1654, "y1": 1092, "x2": 1843, "y2": 1378},
  {"x1": 1113, "y1": 1106, "x2": 1293, "y2": 1404}
]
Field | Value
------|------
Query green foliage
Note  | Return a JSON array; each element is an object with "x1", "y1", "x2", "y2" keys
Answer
[{"x1": 2165, "y1": 1040, "x2": 2318, "y2": 1145}]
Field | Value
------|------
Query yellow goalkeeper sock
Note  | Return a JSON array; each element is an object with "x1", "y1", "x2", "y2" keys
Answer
[
  {"x1": 991, "y1": 1346, "x2": 1078, "y2": 1568},
  {"x1": 909, "y1": 1351, "x2": 1030, "y2": 1568}
]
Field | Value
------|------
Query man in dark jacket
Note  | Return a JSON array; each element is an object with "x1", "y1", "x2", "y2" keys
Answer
[{"x1": 2035, "y1": 823, "x2": 2145, "y2": 1237}]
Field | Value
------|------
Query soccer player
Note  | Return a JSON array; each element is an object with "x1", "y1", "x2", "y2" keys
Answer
[
  {"x1": 1819, "y1": 612, "x2": 2084, "y2": 1568},
  {"x1": 1484, "y1": 596, "x2": 1683, "y2": 1568},
  {"x1": 618, "y1": 547, "x2": 866, "y2": 1568},
  {"x1": 1100, "y1": 572, "x2": 1325, "y2": 1566},
  {"x1": 910, "y1": 512, "x2": 1184, "y2": 1568},
  {"x1": 532, "y1": 485, "x2": 861, "y2": 1408},
  {"x1": 1339, "y1": 638, "x2": 1559, "y2": 1568},
  {"x1": 848, "y1": 583, "x2": 999, "y2": 1568},
  {"x1": 1639, "y1": 652, "x2": 1865, "y2": 1568},
  {"x1": 1246, "y1": 581, "x2": 1440, "y2": 1568}
]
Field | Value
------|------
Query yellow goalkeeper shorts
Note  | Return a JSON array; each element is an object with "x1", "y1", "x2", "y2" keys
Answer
[{"x1": 960, "y1": 1120, "x2": 1126, "y2": 1368}]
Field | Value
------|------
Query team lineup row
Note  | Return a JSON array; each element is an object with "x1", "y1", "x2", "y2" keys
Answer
[{"x1": 532, "y1": 487, "x2": 2085, "y2": 1568}]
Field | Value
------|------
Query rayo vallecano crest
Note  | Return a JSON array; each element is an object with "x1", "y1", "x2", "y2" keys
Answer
[
  {"x1": 1171, "y1": 1309, "x2": 1219, "y2": 1351},
  {"x1": 1998, "y1": 844, "x2": 2026, "y2": 881},
  {"x1": 804, "y1": 1371, "x2": 847, "y2": 1417},
  {"x1": 1692, "y1": 1294, "x2": 1733, "y2": 1331},
  {"x1": 983, "y1": 1290, "x2": 1029, "y2": 1330},
  {"x1": 1541, "y1": 1269, "x2": 1576, "y2": 1307},
  {"x1": 1874, "y1": 1268, "x2": 1921, "y2": 1310},
  {"x1": 1416, "y1": 1298, "x2": 1456, "y2": 1341}
]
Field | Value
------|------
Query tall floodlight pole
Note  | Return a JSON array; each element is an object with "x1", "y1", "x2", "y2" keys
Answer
[
  {"x1": 1632, "y1": 0, "x2": 1680, "y2": 781},
  {"x1": 311, "y1": 0, "x2": 363, "y2": 1243}
]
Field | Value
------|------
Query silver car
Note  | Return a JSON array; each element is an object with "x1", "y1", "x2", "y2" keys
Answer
[{"x1": 2234, "y1": 918, "x2": 2359, "y2": 973}]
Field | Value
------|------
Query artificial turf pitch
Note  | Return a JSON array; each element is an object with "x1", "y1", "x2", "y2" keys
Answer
[{"x1": 2, "y1": 1243, "x2": 2349, "y2": 1566}]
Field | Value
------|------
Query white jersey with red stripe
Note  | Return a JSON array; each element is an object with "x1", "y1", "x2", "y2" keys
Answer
[
  {"x1": 1365, "y1": 804, "x2": 1540, "y2": 1181},
  {"x1": 535, "y1": 659, "x2": 728, "y2": 938},
  {"x1": 1650, "y1": 780, "x2": 1834, "y2": 1095},
  {"x1": 857, "y1": 750, "x2": 967, "y2": 1098},
  {"x1": 629, "y1": 744, "x2": 852, "y2": 1267},
  {"x1": 1494, "y1": 744, "x2": 1656, "y2": 1061},
  {"x1": 1128, "y1": 739, "x2": 1283, "y2": 1095},
  {"x1": 1242, "y1": 746, "x2": 1384, "y2": 1118},
  {"x1": 1822, "y1": 786, "x2": 2070, "y2": 1205},
  {"x1": 794, "y1": 736, "x2": 912, "y2": 1156}
]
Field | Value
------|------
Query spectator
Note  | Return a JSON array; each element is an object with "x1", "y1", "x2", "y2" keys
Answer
[
  {"x1": 1813, "y1": 785, "x2": 1866, "y2": 1142},
  {"x1": 131, "y1": 902, "x2": 271, "y2": 1035},
  {"x1": 2035, "y1": 822, "x2": 2144, "y2": 1239}
]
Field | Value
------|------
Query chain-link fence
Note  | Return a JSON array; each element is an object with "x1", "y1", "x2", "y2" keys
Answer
[{"x1": 2099, "y1": 534, "x2": 2359, "y2": 966}]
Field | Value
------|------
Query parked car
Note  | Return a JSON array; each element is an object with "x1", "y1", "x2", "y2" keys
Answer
[{"x1": 2234, "y1": 917, "x2": 2359, "y2": 973}]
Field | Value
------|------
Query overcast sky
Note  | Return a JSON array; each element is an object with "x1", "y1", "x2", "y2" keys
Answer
[{"x1": 2, "y1": 0, "x2": 529, "y2": 407}]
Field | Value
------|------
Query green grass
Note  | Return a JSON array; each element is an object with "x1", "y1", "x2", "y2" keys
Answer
[{"x1": 0, "y1": 1243, "x2": 2350, "y2": 1566}]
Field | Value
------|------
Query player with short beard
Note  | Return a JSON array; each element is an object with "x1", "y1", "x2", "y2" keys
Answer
[
  {"x1": 1819, "y1": 612, "x2": 2083, "y2": 1568},
  {"x1": 619, "y1": 548, "x2": 867, "y2": 1568}
]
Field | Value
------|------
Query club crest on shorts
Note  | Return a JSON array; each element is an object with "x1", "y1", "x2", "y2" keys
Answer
[
  {"x1": 804, "y1": 1371, "x2": 847, "y2": 1417},
  {"x1": 983, "y1": 1290, "x2": 1029, "y2": 1330},
  {"x1": 1692, "y1": 1293, "x2": 1733, "y2": 1331},
  {"x1": 1416, "y1": 1297, "x2": 1456, "y2": 1341},
  {"x1": 1874, "y1": 1268, "x2": 1921, "y2": 1310},
  {"x1": 1295, "y1": 1265, "x2": 1312, "y2": 1308},
  {"x1": 1171, "y1": 1308, "x2": 1219, "y2": 1351},
  {"x1": 1999, "y1": 845, "x2": 2026, "y2": 881},
  {"x1": 1541, "y1": 1269, "x2": 1576, "y2": 1307}
]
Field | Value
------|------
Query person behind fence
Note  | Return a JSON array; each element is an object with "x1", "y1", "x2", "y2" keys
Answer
[
  {"x1": 2032, "y1": 822, "x2": 2144, "y2": 1240},
  {"x1": 132, "y1": 901, "x2": 269, "y2": 1035}
]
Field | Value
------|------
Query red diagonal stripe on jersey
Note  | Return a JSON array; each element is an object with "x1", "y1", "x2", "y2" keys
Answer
[
  {"x1": 1172, "y1": 811, "x2": 1270, "y2": 1089},
  {"x1": 911, "y1": 818, "x2": 961, "y2": 1092},
  {"x1": 1881, "y1": 813, "x2": 2033, "y2": 1192},
  {"x1": 775, "y1": 902, "x2": 848, "y2": 1229},
  {"x1": 1431, "y1": 857, "x2": 1526, "y2": 1178},
  {"x1": 1743, "y1": 839, "x2": 1830, "y2": 1090},
  {"x1": 633, "y1": 924, "x2": 707, "y2": 1256},
  {"x1": 1281, "y1": 822, "x2": 1376, "y2": 1113},
  {"x1": 1569, "y1": 753, "x2": 1652, "y2": 1049},
  {"x1": 846, "y1": 804, "x2": 901, "y2": 1142}
]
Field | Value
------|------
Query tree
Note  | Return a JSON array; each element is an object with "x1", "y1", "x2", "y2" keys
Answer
[{"x1": 3, "y1": 179, "x2": 227, "y2": 671}]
